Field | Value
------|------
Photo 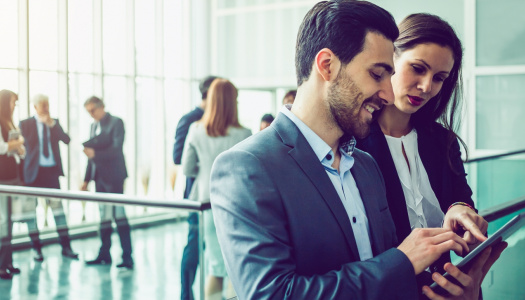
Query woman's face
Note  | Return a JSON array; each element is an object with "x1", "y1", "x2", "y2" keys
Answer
[
  {"x1": 391, "y1": 43, "x2": 454, "y2": 115},
  {"x1": 10, "y1": 95, "x2": 17, "y2": 115}
]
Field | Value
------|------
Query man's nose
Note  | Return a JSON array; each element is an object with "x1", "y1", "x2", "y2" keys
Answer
[{"x1": 378, "y1": 78, "x2": 395, "y2": 106}]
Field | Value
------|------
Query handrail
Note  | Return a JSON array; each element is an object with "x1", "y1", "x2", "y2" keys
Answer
[
  {"x1": 479, "y1": 196, "x2": 525, "y2": 223},
  {"x1": 465, "y1": 149, "x2": 525, "y2": 164},
  {"x1": 0, "y1": 185, "x2": 211, "y2": 211}
]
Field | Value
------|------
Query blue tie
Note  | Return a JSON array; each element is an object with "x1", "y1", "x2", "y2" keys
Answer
[{"x1": 43, "y1": 125, "x2": 49, "y2": 157}]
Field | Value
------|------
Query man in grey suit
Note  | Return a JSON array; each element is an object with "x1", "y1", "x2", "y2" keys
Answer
[
  {"x1": 210, "y1": 1, "x2": 471, "y2": 299},
  {"x1": 81, "y1": 96, "x2": 133, "y2": 269}
]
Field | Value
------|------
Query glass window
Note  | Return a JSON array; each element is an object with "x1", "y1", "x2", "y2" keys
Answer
[
  {"x1": 476, "y1": 0, "x2": 525, "y2": 66},
  {"x1": 68, "y1": 0, "x2": 94, "y2": 73},
  {"x1": 68, "y1": 73, "x2": 95, "y2": 190},
  {"x1": 135, "y1": 77, "x2": 157, "y2": 196},
  {"x1": 0, "y1": 0, "x2": 18, "y2": 69},
  {"x1": 216, "y1": 7, "x2": 307, "y2": 80},
  {"x1": 29, "y1": 0, "x2": 58, "y2": 71},
  {"x1": 103, "y1": 0, "x2": 129, "y2": 75},
  {"x1": 164, "y1": 0, "x2": 185, "y2": 79},
  {"x1": 29, "y1": 71, "x2": 59, "y2": 116},
  {"x1": 237, "y1": 89, "x2": 274, "y2": 134},
  {"x1": 476, "y1": 75, "x2": 525, "y2": 150},
  {"x1": 135, "y1": 0, "x2": 156, "y2": 76}
]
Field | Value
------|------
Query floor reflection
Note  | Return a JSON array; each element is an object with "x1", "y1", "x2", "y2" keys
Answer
[{"x1": 0, "y1": 221, "x2": 191, "y2": 300}]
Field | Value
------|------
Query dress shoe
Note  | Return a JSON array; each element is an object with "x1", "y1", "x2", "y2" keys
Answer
[
  {"x1": 6, "y1": 265, "x2": 20, "y2": 274},
  {"x1": 85, "y1": 257, "x2": 112, "y2": 265},
  {"x1": 61, "y1": 248, "x2": 79, "y2": 259},
  {"x1": 33, "y1": 248, "x2": 44, "y2": 262},
  {"x1": 116, "y1": 261, "x2": 134, "y2": 269},
  {"x1": 0, "y1": 269, "x2": 12, "y2": 280}
]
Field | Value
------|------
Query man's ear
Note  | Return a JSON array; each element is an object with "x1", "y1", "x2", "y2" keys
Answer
[{"x1": 314, "y1": 48, "x2": 341, "y2": 82}]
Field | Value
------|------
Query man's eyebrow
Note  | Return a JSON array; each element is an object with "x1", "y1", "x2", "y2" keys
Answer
[{"x1": 372, "y1": 63, "x2": 394, "y2": 75}]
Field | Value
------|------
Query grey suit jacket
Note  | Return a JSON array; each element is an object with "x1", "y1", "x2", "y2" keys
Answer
[
  {"x1": 210, "y1": 113, "x2": 418, "y2": 299},
  {"x1": 182, "y1": 123, "x2": 251, "y2": 202},
  {"x1": 84, "y1": 113, "x2": 128, "y2": 185}
]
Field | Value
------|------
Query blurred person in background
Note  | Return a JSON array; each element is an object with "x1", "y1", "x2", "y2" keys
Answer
[
  {"x1": 0, "y1": 90, "x2": 25, "y2": 279},
  {"x1": 19, "y1": 93, "x2": 78, "y2": 262},
  {"x1": 81, "y1": 96, "x2": 133, "y2": 270},
  {"x1": 259, "y1": 113, "x2": 274, "y2": 131},
  {"x1": 174, "y1": 75, "x2": 218, "y2": 300},
  {"x1": 182, "y1": 79, "x2": 251, "y2": 300},
  {"x1": 282, "y1": 89, "x2": 296, "y2": 105}
]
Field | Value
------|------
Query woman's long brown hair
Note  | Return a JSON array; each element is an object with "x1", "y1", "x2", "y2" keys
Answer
[{"x1": 200, "y1": 79, "x2": 241, "y2": 137}]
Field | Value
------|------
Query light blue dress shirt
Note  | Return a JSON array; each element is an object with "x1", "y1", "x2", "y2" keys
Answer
[
  {"x1": 280, "y1": 106, "x2": 373, "y2": 261},
  {"x1": 35, "y1": 116, "x2": 56, "y2": 167}
]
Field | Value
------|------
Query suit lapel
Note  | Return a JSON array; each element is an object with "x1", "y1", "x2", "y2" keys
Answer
[{"x1": 274, "y1": 114, "x2": 360, "y2": 259}]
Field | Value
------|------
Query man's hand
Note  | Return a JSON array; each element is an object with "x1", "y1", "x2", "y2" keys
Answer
[
  {"x1": 421, "y1": 241, "x2": 507, "y2": 300},
  {"x1": 80, "y1": 182, "x2": 89, "y2": 191},
  {"x1": 83, "y1": 147, "x2": 95, "y2": 159},
  {"x1": 39, "y1": 114, "x2": 56, "y2": 127},
  {"x1": 443, "y1": 205, "x2": 488, "y2": 249},
  {"x1": 398, "y1": 228, "x2": 469, "y2": 275}
]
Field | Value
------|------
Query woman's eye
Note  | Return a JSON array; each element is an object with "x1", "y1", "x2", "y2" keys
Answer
[{"x1": 412, "y1": 65, "x2": 424, "y2": 74}]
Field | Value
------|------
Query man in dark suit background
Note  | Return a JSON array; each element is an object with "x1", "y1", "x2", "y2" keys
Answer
[
  {"x1": 19, "y1": 94, "x2": 78, "y2": 261},
  {"x1": 173, "y1": 75, "x2": 218, "y2": 300},
  {"x1": 81, "y1": 96, "x2": 133, "y2": 269},
  {"x1": 210, "y1": 1, "x2": 472, "y2": 299}
]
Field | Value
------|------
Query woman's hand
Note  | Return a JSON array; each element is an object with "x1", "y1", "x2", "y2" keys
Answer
[
  {"x1": 7, "y1": 137, "x2": 24, "y2": 153},
  {"x1": 422, "y1": 241, "x2": 507, "y2": 300},
  {"x1": 443, "y1": 205, "x2": 488, "y2": 249}
]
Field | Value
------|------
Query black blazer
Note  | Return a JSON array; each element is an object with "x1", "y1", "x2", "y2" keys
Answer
[
  {"x1": 357, "y1": 121, "x2": 474, "y2": 244},
  {"x1": 173, "y1": 106, "x2": 204, "y2": 198},
  {"x1": 19, "y1": 117, "x2": 70, "y2": 184},
  {"x1": 84, "y1": 113, "x2": 128, "y2": 185}
]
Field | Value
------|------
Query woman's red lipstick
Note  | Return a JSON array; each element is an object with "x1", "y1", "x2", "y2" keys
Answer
[{"x1": 408, "y1": 95, "x2": 424, "y2": 106}]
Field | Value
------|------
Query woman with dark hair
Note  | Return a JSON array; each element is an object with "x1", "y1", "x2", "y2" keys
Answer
[
  {"x1": 181, "y1": 79, "x2": 251, "y2": 299},
  {"x1": 357, "y1": 14, "x2": 504, "y2": 299},
  {"x1": 0, "y1": 89, "x2": 25, "y2": 279}
]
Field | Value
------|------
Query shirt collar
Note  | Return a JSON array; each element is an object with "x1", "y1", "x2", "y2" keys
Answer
[{"x1": 280, "y1": 105, "x2": 356, "y2": 163}]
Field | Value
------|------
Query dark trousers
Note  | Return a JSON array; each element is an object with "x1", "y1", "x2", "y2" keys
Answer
[
  {"x1": 0, "y1": 196, "x2": 13, "y2": 269},
  {"x1": 26, "y1": 166, "x2": 72, "y2": 250},
  {"x1": 181, "y1": 212, "x2": 199, "y2": 300},
  {"x1": 95, "y1": 180, "x2": 133, "y2": 263}
]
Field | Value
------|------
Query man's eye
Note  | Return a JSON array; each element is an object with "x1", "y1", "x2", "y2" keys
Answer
[{"x1": 370, "y1": 72, "x2": 381, "y2": 81}]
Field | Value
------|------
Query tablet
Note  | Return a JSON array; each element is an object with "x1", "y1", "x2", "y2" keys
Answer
[{"x1": 430, "y1": 212, "x2": 525, "y2": 296}]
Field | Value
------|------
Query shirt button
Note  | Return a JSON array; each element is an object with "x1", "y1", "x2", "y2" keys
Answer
[
  {"x1": 352, "y1": 216, "x2": 357, "y2": 223},
  {"x1": 326, "y1": 154, "x2": 332, "y2": 160}
]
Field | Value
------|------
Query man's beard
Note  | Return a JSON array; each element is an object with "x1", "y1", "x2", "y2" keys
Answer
[{"x1": 327, "y1": 71, "x2": 380, "y2": 139}]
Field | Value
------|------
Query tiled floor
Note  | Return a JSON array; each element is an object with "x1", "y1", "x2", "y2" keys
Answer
[{"x1": 0, "y1": 221, "x2": 200, "y2": 300}]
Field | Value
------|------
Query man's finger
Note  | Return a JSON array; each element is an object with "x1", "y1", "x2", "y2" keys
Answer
[
  {"x1": 431, "y1": 272, "x2": 464, "y2": 297},
  {"x1": 432, "y1": 232, "x2": 469, "y2": 255},
  {"x1": 443, "y1": 263, "x2": 473, "y2": 288}
]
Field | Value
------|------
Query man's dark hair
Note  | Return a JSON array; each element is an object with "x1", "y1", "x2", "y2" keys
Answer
[
  {"x1": 84, "y1": 96, "x2": 104, "y2": 108},
  {"x1": 295, "y1": 0, "x2": 398, "y2": 86},
  {"x1": 199, "y1": 76, "x2": 220, "y2": 100},
  {"x1": 260, "y1": 113, "x2": 274, "y2": 123}
]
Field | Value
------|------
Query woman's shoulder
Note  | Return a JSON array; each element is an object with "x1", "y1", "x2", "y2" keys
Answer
[{"x1": 416, "y1": 122, "x2": 449, "y2": 138}]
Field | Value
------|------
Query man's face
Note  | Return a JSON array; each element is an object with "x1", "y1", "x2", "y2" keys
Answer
[
  {"x1": 34, "y1": 100, "x2": 49, "y2": 116},
  {"x1": 85, "y1": 103, "x2": 105, "y2": 121},
  {"x1": 327, "y1": 32, "x2": 395, "y2": 138}
]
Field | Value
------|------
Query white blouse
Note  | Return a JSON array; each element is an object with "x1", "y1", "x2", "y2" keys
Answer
[{"x1": 385, "y1": 129, "x2": 444, "y2": 230}]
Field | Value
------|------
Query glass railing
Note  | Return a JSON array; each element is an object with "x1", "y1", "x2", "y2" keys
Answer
[
  {"x1": 0, "y1": 185, "x2": 219, "y2": 300},
  {"x1": 463, "y1": 150, "x2": 525, "y2": 299}
]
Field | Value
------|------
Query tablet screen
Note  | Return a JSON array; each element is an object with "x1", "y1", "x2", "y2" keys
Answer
[{"x1": 430, "y1": 212, "x2": 525, "y2": 295}]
